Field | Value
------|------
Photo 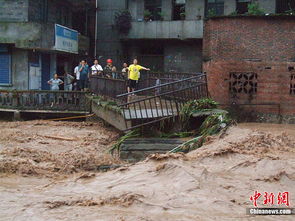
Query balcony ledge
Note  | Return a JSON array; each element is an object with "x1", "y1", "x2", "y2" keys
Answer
[{"x1": 121, "y1": 20, "x2": 203, "y2": 40}]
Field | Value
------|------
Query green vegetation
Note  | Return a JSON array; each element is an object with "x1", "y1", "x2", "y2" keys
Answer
[
  {"x1": 285, "y1": 8, "x2": 295, "y2": 15},
  {"x1": 108, "y1": 97, "x2": 233, "y2": 155},
  {"x1": 160, "y1": 131, "x2": 193, "y2": 138},
  {"x1": 115, "y1": 10, "x2": 132, "y2": 34},
  {"x1": 92, "y1": 96, "x2": 122, "y2": 113},
  {"x1": 170, "y1": 112, "x2": 233, "y2": 153},
  {"x1": 157, "y1": 11, "x2": 165, "y2": 20},
  {"x1": 199, "y1": 113, "x2": 232, "y2": 136},
  {"x1": 247, "y1": 2, "x2": 265, "y2": 16},
  {"x1": 144, "y1": 10, "x2": 152, "y2": 20},
  {"x1": 170, "y1": 98, "x2": 234, "y2": 153},
  {"x1": 229, "y1": 11, "x2": 238, "y2": 16},
  {"x1": 109, "y1": 130, "x2": 140, "y2": 155},
  {"x1": 180, "y1": 98, "x2": 219, "y2": 129},
  {"x1": 207, "y1": 9, "x2": 217, "y2": 17}
]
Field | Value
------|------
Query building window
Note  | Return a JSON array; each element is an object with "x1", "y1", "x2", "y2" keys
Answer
[
  {"x1": 229, "y1": 72, "x2": 257, "y2": 94},
  {"x1": 0, "y1": 45, "x2": 11, "y2": 86},
  {"x1": 205, "y1": 0, "x2": 224, "y2": 17},
  {"x1": 173, "y1": 0, "x2": 186, "y2": 20},
  {"x1": 236, "y1": 0, "x2": 251, "y2": 14},
  {"x1": 57, "y1": 6, "x2": 70, "y2": 26},
  {"x1": 290, "y1": 74, "x2": 295, "y2": 95},
  {"x1": 276, "y1": 0, "x2": 295, "y2": 13},
  {"x1": 144, "y1": 0, "x2": 162, "y2": 20}
]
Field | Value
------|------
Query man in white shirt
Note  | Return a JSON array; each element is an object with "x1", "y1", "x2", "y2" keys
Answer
[
  {"x1": 74, "y1": 62, "x2": 81, "y2": 90},
  {"x1": 91, "y1": 59, "x2": 103, "y2": 76}
]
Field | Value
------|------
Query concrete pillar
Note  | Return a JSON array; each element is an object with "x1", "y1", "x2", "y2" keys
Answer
[
  {"x1": 13, "y1": 111, "x2": 21, "y2": 121},
  {"x1": 137, "y1": 0, "x2": 144, "y2": 20},
  {"x1": 186, "y1": 0, "x2": 205, "y2": 20},
  {"x1": 129, "y1": 0, "x2": 138, "y2": 20},
  {"x1": 50, "y1": 54, "x2": 57, "y2": 77},
  {"x1": 64, "y1": 61, "x2": 69, "y2": 74},
  {"x1": 224, "y1": 0, "x2": 236, "y2": 15},
  {"x1": 162, "y1": 0, "x2": 172, "y2": 20},
  {"x1": 258, "y1": 0, "x2": 276, "y2": 14}
]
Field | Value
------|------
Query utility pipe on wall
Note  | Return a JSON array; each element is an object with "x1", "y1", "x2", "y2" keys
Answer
[{"x1": 94, "y1": 0, "x2": 98, "y2": 58}]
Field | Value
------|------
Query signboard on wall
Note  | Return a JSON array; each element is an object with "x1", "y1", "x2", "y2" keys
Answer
[{"x1": 54, "y1": 24, "x2": 78, "y2": 54}]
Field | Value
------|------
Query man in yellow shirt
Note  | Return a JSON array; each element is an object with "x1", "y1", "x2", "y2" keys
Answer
[{"x1": 128, "y1": 58, "x2": 150, "y2": 94}]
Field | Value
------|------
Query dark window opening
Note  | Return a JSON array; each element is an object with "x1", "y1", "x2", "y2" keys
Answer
[
  {"x1": 290, "y1": 74, "x2": 295, "y2": 95},
  {"x1": 236, "y1": 0, "x2": 251, "y2": 14},
  {"x1": 144, "y1": 0, "x2": 162, "y2": 20},
  {"x1": 28, "y1": 0, "x2": 48, "y2": 22},
  {"x1": 229, "y1": 72, "x2": 258, "y2": 94},
  {"x1": 276, "y1": 0, "x2": 295, "y2": 13},
  {"x1": 140, "y1": 44, "x2": 164, "y2": 55},
  {"x1": 135, "y1": 41, "x2": 164, "y2": 71},
  {"x1": 57, "y1": 6, "x2": 70, "y2": 26},
  {"x1": 28, "y1": 51, "x2": 40, "y2": 66},
  {"x1": 205, "y1": 0, "x2": 224, "y2": 17},
  {"x1": 72, "y1": 11, "x2": 86, "y2": 35},
  {"x1": 173, "y1": 0, "x2": 186, "y2": 20}
]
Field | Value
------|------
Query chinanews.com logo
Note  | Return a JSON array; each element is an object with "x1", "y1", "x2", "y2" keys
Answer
[{"x1": 247, "y1": 191, "x2": 295, "y2": 215}]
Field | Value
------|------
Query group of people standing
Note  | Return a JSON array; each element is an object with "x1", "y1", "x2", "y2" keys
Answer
[{"x1": 48, "y1": 58, "x2": 150, "y2": 94}]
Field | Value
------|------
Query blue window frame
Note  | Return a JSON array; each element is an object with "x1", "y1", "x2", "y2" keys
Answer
[{"x1": 0, "y1": 45, "x2": 11, "y2": 86}]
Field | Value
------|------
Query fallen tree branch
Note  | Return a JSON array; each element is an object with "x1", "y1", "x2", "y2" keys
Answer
[{"x1": 41, "y1": 135, "x2": 77, "y2": 141}]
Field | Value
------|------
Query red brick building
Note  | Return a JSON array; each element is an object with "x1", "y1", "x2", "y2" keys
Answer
[{"x1": 203, "y1": 15, "x2": 295, "y2": 123}]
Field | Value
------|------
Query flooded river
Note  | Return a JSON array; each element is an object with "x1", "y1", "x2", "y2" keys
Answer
[{"x1": 0, "y1": 121, "x2": 294, "y2": 220}]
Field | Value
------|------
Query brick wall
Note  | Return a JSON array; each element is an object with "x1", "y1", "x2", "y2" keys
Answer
[
  {"x1": 203, "y1": 16, "x2": 295, "y2": 121},
  {"x1": 0, "y1": 0, "x2": 28, "y2": 22}
]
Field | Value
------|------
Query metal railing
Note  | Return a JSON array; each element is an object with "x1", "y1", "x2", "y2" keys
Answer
[
  {"x1": 89, "y1": 76, "x2": 127, "y2": 99},
  {"x1": 116, "y1": 74, "x2": 208, "y2": 130},
  {"x1": 89, "y1": 71, "x2": 200, "y2": 100},
  {"x1": 0, "y1": 90, "x2": 90, "y2": 112}
]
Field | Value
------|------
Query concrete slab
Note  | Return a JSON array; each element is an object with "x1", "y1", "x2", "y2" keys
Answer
[{"x1": 123, "y1": 108, "x2": 175, "y2": 120}]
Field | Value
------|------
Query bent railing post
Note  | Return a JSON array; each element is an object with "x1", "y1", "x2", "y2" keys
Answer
[{"x1": 116, "y1": 74, "x2": 208, "y2": 130}]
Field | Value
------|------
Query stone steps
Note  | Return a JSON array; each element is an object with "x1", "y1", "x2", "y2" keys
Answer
[{"x1": 120, "y1": 138, "x2": 184, "y2": 162}]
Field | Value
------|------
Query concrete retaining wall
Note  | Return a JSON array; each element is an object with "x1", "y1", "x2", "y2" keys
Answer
[{"x1": 120, "y1": 138, "x2": 183, "y2": 162}]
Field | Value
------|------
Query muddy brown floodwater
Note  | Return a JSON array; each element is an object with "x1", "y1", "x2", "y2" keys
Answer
[{"x1": 0, "y1": 121, "x2": 295, "y2": 221}]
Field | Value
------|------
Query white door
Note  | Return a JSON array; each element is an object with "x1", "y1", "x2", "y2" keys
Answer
[{"x1": 29, "y1": 64, "x2": 41, "y2": 90}]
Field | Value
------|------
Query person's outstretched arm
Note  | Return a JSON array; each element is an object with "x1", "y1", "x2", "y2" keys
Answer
[{"x1": 141, "y1": 66, "x2": 150, "y2": 71}]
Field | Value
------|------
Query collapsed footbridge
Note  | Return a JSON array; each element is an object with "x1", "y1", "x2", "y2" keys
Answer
[{"x1": 0, "y1": 72, "x2": 208, "y2": 131}]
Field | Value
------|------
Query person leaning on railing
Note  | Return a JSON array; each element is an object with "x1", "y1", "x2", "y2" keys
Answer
[
  {"x1": 47, "y1": 73, "x2": 64, "y2": 107},
  {"x1": 64, "y1": 72, "x2": 74, "y2": 91},
  {"x1": 74, "y1": 62, "x2": 81, "y2": 91},
  {"x1": 91, "y1": 59, "x2": 103, "y2": 76},
  {"x1": 48, "y1": 73, "x2": 63, "y2": 91},
  {"x1": 121, "y1": 62, "x2": 129, "y2": 80},
  {"x1": 79, "y1": 60, "x2": 90, "y2": 91},
  {"x1": 104, "y1": 59, "x2": 117, "y2": 79}
]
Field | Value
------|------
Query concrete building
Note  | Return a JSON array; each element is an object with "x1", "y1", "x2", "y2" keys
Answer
[
  {"x1": 0, "y1": 0, "x2": 95, "y2": 90},
  {"x1": 96, "y1": 0, "x2": 282, "y2": 73}
]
